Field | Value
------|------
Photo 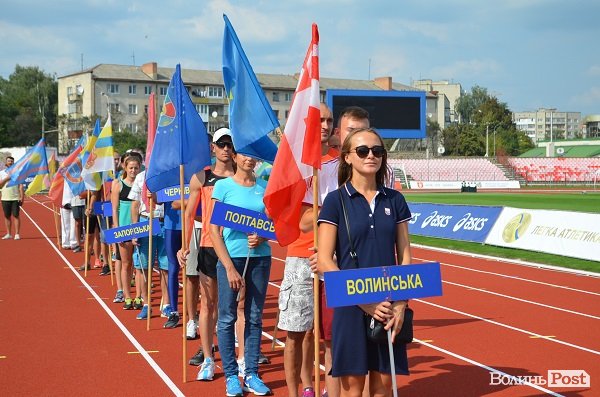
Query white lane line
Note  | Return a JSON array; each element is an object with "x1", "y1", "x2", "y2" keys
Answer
[
  {"x1": 29, "y1": 195, "x2": 59, "y2": 214},
  {"x1": 415, "y1": 299, "x2": 600, "y2": 356},
  {"x1": 412, "y1": 243, "x2": 600, "y2": 279},
  {"x1": 443, "y1": 280, "x2": 600, "y2": 320},
  {"x1": 413, "y1": 338, "x2": 564, "y2": 397},
  {"x1": 418, "y1": 259, "x2": 600, "y2": 297},
  {"x1": 21, "y1": 207, "x2": 184, "y2": 397}
]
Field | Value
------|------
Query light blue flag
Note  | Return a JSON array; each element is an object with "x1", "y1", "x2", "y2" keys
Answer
[
  {"x1": 145, "y1": 64, "x2": 212, "y2": 193},
  {"x1": 222, "y1": 14, "x2": 279, "y2": 163},
  {"x1": 6, "y1": 137, "x2": 49, "y2": 186},
  {"x1": 64, "y1": 120, "x2": 100, "y2": 195}
]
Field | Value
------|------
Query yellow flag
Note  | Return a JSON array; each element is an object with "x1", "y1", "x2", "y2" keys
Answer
[{"x1": 25, "y1": 173, "x2": 47, "y2": 196}]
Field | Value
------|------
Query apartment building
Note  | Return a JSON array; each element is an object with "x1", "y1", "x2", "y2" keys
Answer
[
  {"x1": 513, "y1": 108, "x2": 582, "y2": 142},
  {"x1": 411, "y1": 79, "x2": 462, "y2": 128},
  {"x1": 57, "y1": 62, "x2": 417, "y2": 154}
]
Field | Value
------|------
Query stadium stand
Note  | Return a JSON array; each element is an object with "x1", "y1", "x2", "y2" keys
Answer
[
  {"x1": 507, "y1": 157, "x2": 600, "y2": 182},
  {"x1": 519, "y1": 145, "x2": 600, "y2": 158},
  {"x1": 388, "y1": 158, "x2": 509, "y2": 182}
]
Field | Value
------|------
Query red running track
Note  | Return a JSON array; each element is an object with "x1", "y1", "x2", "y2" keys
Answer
[{"x1": 0, "y1": 196, "x2": 598, "y2": 396}]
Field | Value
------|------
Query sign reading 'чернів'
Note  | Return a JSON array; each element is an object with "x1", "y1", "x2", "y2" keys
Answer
[
  {"x1": 323, "y1": 262, "x2": 443, "y2": 308},
  {"x1": 156, "y1": 184, "x2": 190, "y2": 203},
  {"x1": 210, "y1": 201, "x2": 276, "y2": 240},
  {"x1": 103, "y1": 219, "x2": 161, "y2": 244}
]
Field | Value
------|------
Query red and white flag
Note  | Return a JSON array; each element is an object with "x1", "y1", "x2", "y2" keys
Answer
[
  {"x1": 142, "y1": 92, "x2": 157, "y2": 209},
  {"x1": 264, "y1": 24, "x2": 321, "y2": 246}
]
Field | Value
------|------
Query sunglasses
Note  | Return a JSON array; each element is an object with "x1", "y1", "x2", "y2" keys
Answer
[
  {"x1": 351, "y1": 145, "x2": 385, "y2": 158},
  {"x1": 215, "y1": 141, "x2": 233, "y2": 149}
]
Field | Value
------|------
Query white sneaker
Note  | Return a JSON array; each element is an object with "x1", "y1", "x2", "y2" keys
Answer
[
  {"x1": 14, "y1": 234, "x2": 20, "y2": 240},
  {"x1": 237, "y1": 358, "x2": 245, "y2": 378},
  {"x1": 196, "y1": 357, "x2": 215, "y2": 381},
  {"x1": 2, "y1": 234, "x2": 12, "y2": 240},
  {"x1": 186, "y1": 319, "x2": 198, "y2": 339}
]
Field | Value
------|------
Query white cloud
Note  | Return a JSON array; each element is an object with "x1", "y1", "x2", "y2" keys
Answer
[
  {"x1": 431, "y1": 59, "x2": 502, "y2": 80},
  {"x1": 587, "y1": 65, "x2": 600, "y2": 76}
]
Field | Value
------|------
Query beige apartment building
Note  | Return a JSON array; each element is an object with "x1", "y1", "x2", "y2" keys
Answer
[
  {"x1": 513, "y1": 108, "x2": 582, "y2": 142},
  {"x1": 411, "y1": 79, "x2": 462, "y2": 128},
  {"x1": 57, "y1": 62, "x2": 420, "y2": 154}
]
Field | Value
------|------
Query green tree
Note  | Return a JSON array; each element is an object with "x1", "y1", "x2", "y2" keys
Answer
[
  {"x1": 455, "y1": 85, "x2": 491, "y2": 123},
  {"x1": 0, "y1": 65, "x2": 58, "y2": 147},
  {"x1": 113, "y1": 129, "x2": 147, "y2": 156}
]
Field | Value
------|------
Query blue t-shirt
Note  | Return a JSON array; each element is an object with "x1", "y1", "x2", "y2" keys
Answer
[
  {"x1": 163, "y1": 201, "x2": 182, "y2": 230},
  {"x1": 212, "y1": 177, "x2": 271, "y2": 258}
]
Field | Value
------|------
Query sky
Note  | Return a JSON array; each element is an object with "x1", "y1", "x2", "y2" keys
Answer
[{"x1": 2, "y1": 0, "x2": 600, "y2": 116}]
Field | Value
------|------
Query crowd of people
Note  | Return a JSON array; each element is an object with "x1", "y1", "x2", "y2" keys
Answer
[{"x1": 1, "y1": 105, "x2": 413, "y2": 397}]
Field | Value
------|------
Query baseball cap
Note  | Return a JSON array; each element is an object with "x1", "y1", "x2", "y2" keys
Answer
[{"x1": 212, "y1": 127, "x2": 232, "y2": 143}]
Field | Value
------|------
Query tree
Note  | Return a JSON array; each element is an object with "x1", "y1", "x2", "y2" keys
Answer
[
  {"x1": 113, "y1": 129, "x2": 147, "y2": 156},
  {"x1": 0, "y1": 65, "x2": 58, "y2": 147},
  {"x1": 455, "y1": 85, "x2": 491, "y2": 123}
]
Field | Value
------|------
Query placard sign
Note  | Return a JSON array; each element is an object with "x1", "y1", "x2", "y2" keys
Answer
[
  {"x1": 92, "y1": 201, "x2": 113, "y2": 217},
  {"x1": 156, "y1": 184, "x2": 190, "y2": 203},
  {"x1": 323, "y1": 262, "x2": 443, "y2": 308},
  {"x1": 103, "y1": 218, "x2": 161, "y2": 244},
  {"x1": 210, "y1": 201, "x2": 276, "y2": 240}
]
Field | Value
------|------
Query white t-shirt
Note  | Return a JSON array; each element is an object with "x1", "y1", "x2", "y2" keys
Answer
[
  {"x1": 128, "y1": 171, "x2": 164, "y2": 218},
  {"x1": 0, "y1": 170, "x2": 20, "y2": 201}
]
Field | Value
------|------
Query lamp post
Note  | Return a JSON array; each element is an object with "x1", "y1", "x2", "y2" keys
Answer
[
  {"x1": 101, "y1": 92, "x2": 111, "y2": 116},
  {"x1": 485, "y1": 123, "x2": 489, "y2": 157}
]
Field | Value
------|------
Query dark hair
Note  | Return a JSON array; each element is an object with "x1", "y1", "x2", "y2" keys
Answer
[
  {"x1": 7, "y1": 156, "x2": 14, "y2": 161},
  {"x1": 338, "y1": 128, "x2": 388, "y2": 187},
  {"x1": 337, "y1": 106, "x2": 370, "y2": 127}
]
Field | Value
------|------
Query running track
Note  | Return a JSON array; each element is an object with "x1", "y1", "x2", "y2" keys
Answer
[{"x1": 0, "y1": 196, "x2": 598, "y2": 396}]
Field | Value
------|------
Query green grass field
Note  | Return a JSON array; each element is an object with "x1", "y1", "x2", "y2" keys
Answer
[{"x1": 403, "y1": 191, "x2": 600, "y2": 273}]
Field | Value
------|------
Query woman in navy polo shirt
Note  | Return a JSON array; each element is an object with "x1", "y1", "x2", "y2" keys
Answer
[{"x1": 317, "y1": 128, "x2": 412, "y2": 396}]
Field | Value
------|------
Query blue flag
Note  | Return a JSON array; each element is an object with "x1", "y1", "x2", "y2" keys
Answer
[
  {"x1": 222, "y1": 14, "x2": 279, "y2": 163},
  {"x1": 6, "y1": 137, "x2": 49, "y2": 186},
  {"x1": 65, "y1": 120, "x2": 100, "y2": 196},
  {"x1": 146, "y1": 64, "x2": 211, "y2": 193}
]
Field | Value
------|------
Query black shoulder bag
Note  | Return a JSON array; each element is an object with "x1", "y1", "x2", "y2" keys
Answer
[{"x1": 338, "y1": 189, "x2": 413, "y2": 344}]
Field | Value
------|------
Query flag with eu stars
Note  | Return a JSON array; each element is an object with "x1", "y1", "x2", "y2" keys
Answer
[
  {"x1": 222, "y1": 14, "x2": 279, "y2": 163},
  {"x1": 145, "y1": 64, "x2": 211, "y2": 193}
]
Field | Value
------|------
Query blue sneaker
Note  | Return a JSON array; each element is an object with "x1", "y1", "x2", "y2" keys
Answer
[
  {"x1": 243, "y1": 373, "x2": 272, "y2": 395},
  {"x1": 225, "y1": 375, "x2": 243, "y2": 397},
  {"x1": 196, "y1": 357, "x2": 215, "y2": 381},
  {"x1": 161, "y1": 304, "x2": 172, "y2": 318},
  {"x1": 136, "y1": 305, "x2": 149, "y2": 320}
]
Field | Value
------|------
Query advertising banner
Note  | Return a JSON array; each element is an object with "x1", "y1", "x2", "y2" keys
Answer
[
  {"x1": 323, "y1": 262, "x2": 443, "y2": 308},
  {"x1": 409, "y1": 181, "x2": 520, "y2": 190},
  {"x1": 210, "y1": 201, "x2": 276, "y2": 240},
  {"x1": 485, "y1": 207, "x2": 600, "y2": 261},
  {"x1": 408, "y1": 203, "x2": 502, "y2": 243}
]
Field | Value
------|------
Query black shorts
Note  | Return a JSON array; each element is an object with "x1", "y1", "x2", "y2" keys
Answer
[
  {"x1": 2, "y1": 200, "x2": 20, "y2": 218},
  {"x1": 72, "y1": 205, "x2": 85, "y2": 220},
  {"x1": 197, "y1": 247, "x2": 218, "y2": 279},
  {"x1": 87, "y1": 215, "x2": 98, "y2": 234}
]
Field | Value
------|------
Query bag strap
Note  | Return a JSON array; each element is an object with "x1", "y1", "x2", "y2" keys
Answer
[{"x1": 338, "y1": 187, "x2": 359, "y2": 269}]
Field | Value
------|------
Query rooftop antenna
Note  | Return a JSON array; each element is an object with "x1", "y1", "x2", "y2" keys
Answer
[
  {"x1": 81, "y1": 53, "x2": 84, "y2": 71},
  {"x1": 132, "y1": 50, "x2": 136, "y2": 66}
]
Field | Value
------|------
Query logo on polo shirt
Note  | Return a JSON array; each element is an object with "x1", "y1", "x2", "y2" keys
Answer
[{"x1": 385, "y1": 208, "x2": 391, "y2": 215}]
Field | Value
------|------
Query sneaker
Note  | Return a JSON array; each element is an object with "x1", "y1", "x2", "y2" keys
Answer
[
  {"x1": 99, "y1": 265, "x2": 110, "y2": 276},
  {"x1": 321, "y1": 389, "x2": 328, "y2": 397},
  {"x1": 113, "y1": 290, "x2": 124, "y2": 303},
  {"x1": 93, "y1": 259, "x2": 102, "y2": 268},
  {"x1": 123, "y1": 298, "x2": 134, "y2": 310},
  {"x1": 237, "y1": 358, "x2": 245, "y2": 378},
  {"x1": 189, "y1": 346, "x2": 205, "y2": 366},
  {"x1": 258, "y1": 351, "x2": 270, "y2": 365},
  {"x1": 302, "y1": 387, "x2": 316, "y2": 397},
  {"x1": 73, "y1": 246, "x2": 82, "y2": 253},
  {"x1": 196, "y1": 357, "x2": 215, "y2": 381},
  {"x1": 225, "y1": 375, "x2": 243, "y2": 397},
  {"x1": 161, "y1": 305, "x2": 172, "y2": 318},
  {"x1": 13, "y1": 234, "x2": 20, "y2": 240},
  {"x1": 78, "y1": 264, "x2": 92, "y2": 271},
  {"x1": 133, "y1": 297, "x2": 144, "y2": 310},
  {"x1": 243, "y1": 373, "x2": 272, "y2": 396},
  {"x1": 186, "y1": 319, "x2": 198, "y2": 339},
  {"x1": 136, "y1": 305, "x2": 149, "y2": 320},
  {"x1": 1, "y1": 234, "x2": 12, "y2": 240},
  {"x1": 164, "y1": 312, "x2": 180, "y2": 328}
]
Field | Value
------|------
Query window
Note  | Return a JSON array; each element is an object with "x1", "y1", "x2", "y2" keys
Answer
[
  {"x1": 272, "y1": 92, "x2": 280, "y2": 102},
  {"x1": 285, "y1": 110, "x2": 289, "y2": 119},
  {"x1": 195, "y1": 104, "x2": 209, "y2": 115},
  {"x1": 144, "y1": 105, "x2": 148, "y2": 114},
  {"x1": 273, "y1": 109, "x2": 279, "y2": 118},
  {"x1": 67, "y1": 86, "x2": 73, "y2": 95},
  {"x1": 284, "y1": 92, "x2": 292, "y2": 102},
  {"x1": 144, "y1": 86, "x2": 152, "y2": 95},
  {"x1": 125, "y1": 123, "x2": 138, "y2": 133},
  {"x1": 128, "y1": 85, "x2": 137, "y2": 95},
  {"x1": 208, "y1": 86, "x2": 224, "y2": 98},
  {"x1": 109, "y1": 103, "x2": 120, "y2": 113},
  {"x1": 107, "y1": 83, "x2": 119, "y2": 94},
  {"x1": 129, "y1": 104, "x2": 138, "y2": 114},
  {"x1": 159, "y1": 86, "x2": 168, "y2": 96}
]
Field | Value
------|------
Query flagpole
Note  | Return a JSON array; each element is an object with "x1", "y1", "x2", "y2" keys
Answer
[
  {"x1": 147, "y1": 197, "x2": 154, "y2": 331},
  {"x1": 84, "y1": 190, "x2": 91, "y2": 278},
  {"x1": 52, "y1": 203, "x2": 61, "y2": 248},
  {"x1": 179, "y1": 164, "x2": 188, "y2": 383},
  {"x1": 312, "y1": 167, "x2": 321, "y2": 393},
  {"x1": 103, "y1": 187, "x2": 114, "y2": 286}
]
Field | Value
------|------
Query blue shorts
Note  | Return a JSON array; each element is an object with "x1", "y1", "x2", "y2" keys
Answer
[{"x1": 133, "y1": 221, "x2": 168, "y2": 271}]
